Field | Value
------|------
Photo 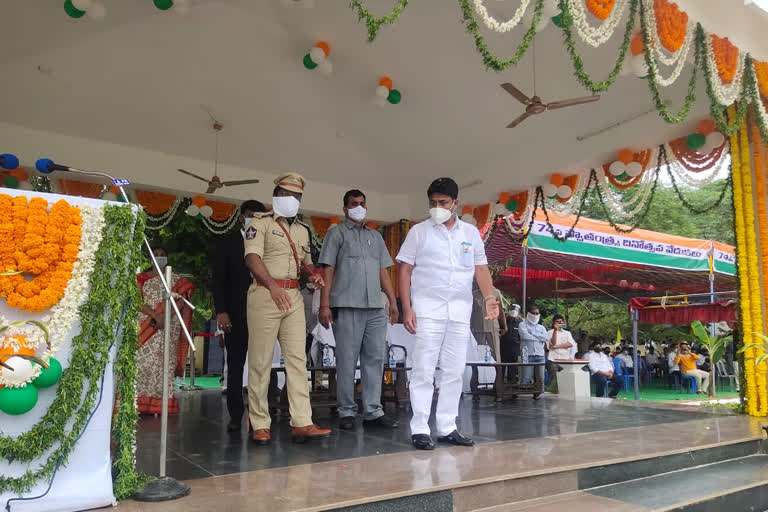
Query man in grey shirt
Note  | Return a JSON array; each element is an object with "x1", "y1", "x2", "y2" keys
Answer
[{"x1": 319, "y1": 189, "x2": 399, "y2": 430}]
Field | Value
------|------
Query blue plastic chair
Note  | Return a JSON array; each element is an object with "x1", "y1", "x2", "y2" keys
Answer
[
  {"x1": 672, "y1": 373, "x2": 697, "y2": 393},
  {"x1": 612, "y1": 357, "x2": 635, "y2": 392}
]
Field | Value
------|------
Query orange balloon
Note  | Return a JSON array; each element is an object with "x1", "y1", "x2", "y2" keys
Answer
[
  {"x1": 9, "y1": 168, "x2": 28, "y2": 181},
  {"x1": 461, "y1": 205, "x2": 473, "y2": 215},
  {"x1": 330, "y1": 216, "x2": 340, "y2": 225},
  {"x1": 617, "y1": 148, "x2": 634, "y2": 165},
  {"x1": 498, "y1": 192, "x2": 512, "y2": 204},
  {"x1": 697, "y1": 119, "x2": 716, "y2": 136},
  {"x1": 193, "y1": 195, "x2": 206, "y2": 207},
  {"x1": 630, "y1": 32, "x2": 644, "y2": 56},
  {"x1": 367, "y1": 221, "x2": 379, "y2": 230},
  {"x1": 378, "y1": 76, "x2": 393, "y2": 90},
  {"x1": 315, "y1": 41, "x2": 330, "y2": 57},
  {"x1": 550, "y1": 174, "x2": 564, "y2": 187},
  {"x1": 110, "y1": 185, "x2": 120, "y2": 195}
]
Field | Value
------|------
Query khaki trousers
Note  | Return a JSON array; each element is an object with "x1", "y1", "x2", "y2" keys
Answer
[
  {"x1": 247, "y1": 286, "x2": 312, "y2": 430},
  {"x1": 684, "y1": 369, "x2": 710, "y2": 393}
]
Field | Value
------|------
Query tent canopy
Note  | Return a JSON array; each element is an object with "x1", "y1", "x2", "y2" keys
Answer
[{"x1": 484, "y1": 212, "x2": 736, "y2": 300}]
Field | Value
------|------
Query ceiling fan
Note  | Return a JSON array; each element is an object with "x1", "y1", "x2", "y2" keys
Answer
[
  {"x1": 177, "y1": 118, "x2": 260, "y2": 194},
  {"x1": 500, "y1": 41, "x2": 600, "y2": 128}
]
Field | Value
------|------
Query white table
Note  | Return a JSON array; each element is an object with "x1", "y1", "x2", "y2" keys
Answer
[{"x1": 553, "y1": 359, "x2": 591, "y2": 400}]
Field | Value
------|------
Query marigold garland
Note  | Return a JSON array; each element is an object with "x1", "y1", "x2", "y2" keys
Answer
[
  {"x1": 749, "y1": 119, "x2": 768, "y2": 335},
  {"x1": 585, "y1": 0, "x2": 615, "y2": 20},
  {"x1": 653, "y1": 0, "x2": 687, "y2": 53},
  {"x1": 711, "y1": 34, "x2": 739, "y2": 84},
  {"x1": 755, "y1": 60, "x2": 768, "y2": 99},
  {"x1": 0, "y1": 195, "x2": 82, "y2": 312}
]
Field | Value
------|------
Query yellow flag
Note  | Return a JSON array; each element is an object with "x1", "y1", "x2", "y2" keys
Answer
[{"x1": 616, "y1": 327, "x2": 622, "y2": 345}]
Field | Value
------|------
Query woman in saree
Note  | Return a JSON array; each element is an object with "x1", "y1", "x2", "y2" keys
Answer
[{"x1": 136, "y1": 247, "x2": 195, "y2": 415}]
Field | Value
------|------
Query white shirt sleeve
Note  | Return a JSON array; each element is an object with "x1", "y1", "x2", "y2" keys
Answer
[
  {"x1": 471, "y1": 225, "x2": 488, "y2": 266},
  {"x1": 396, "y1": 225, "x2": 420, "y2": 265}
]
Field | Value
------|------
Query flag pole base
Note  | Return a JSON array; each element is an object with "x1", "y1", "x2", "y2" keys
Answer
[{"x1": 133, "y1": 477, "x2": 191, "y2": 502}]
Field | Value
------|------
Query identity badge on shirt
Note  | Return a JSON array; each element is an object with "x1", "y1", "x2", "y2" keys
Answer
[{"x1": 460, "y1": 241, "x2": 473, "y2": 267}]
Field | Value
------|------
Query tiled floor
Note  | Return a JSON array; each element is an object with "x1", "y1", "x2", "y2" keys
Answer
[
  {"x1": 116, "y1": 405, "x2": 764, "y2": 512},
  {"x1": 135, "y1": 390, "x2": 725, "y2": 480}
]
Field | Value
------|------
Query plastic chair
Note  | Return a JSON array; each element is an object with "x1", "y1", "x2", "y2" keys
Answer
[
  {"x1": 613, "y1": 357, "x2": 634, "y2": 392},
  {"x1": 673, "y1": 373, "x2": 697, "y2": 394},
  {"x1": 715, "y1": 360, "x2": 737, "y2": 392}
]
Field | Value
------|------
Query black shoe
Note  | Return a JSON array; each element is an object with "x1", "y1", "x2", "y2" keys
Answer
[
  {"x1": 437, "y1": 430, "x2": 474, "y2": 446},
  {"x1": 412, "y1": 434, "x2": 435, "y2": 450},
  {"x1": 363, "y1": 414, "x2": 399, "y2": 428},
  {"x1": 227, "y1": 419, "x2": 241, "y2": 432},
  {"x1": 339, "y1": 416, "x2": 356, "y2": 430}
]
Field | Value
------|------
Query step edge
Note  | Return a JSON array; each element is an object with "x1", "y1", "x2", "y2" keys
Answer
[{"x1": 655, "y1": 478, "x2": 768, "y2": 512}]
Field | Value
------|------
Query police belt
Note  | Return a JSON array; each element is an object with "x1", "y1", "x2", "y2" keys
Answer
[{"x1": 255, "y1": 278, "x2": 299, "y2": 289}]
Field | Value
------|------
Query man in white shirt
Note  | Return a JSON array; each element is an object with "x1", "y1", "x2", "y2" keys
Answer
[
  {"x1": 617, "y1": 348, "x2": 634, "y2": 371},
  {"x1": 547, "y1": 315, "x2": 575, "y2": 361},
  {"x1": 587, "y1": 341, "x2": 622, "y2": 398},
  {"x1": 518, "y1": 305, "x2": 549, "y2": 386},
  {"x1": 397, "y1": 177, "x2": 498, "y2": 451}
]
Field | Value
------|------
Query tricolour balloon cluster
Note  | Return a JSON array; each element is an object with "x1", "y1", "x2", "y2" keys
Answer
[
  {"x1": 685, "y1": 119, "x2": 725, "y2": 155},
  {"x1": 607, "y1": 148, "x2": 644, "y2": 181},
  {"x1": 375, "y1": 76, "x2": 402, "y2": 106},
  {"x1": 186, "y1": 195, "x2": 214, "y2": 218},
  {"x1": 303, "y1": 42, "x2": 333, "y2": 75}
]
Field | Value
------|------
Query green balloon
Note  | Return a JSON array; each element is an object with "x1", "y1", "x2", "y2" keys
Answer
[
  {"x1": 64, "y1": 0, "x2": 86, "y2": 18},
  {"x1": 195, "y1": 213, "x2": 203, "y2": 220},
  {"x1": 3, "y1": 176, "x2": 19, "y2": 189},
  {"x1": 0, "y1": 385, "x2": 38, "y2": 415},
  {"x1": 33, "y1": 358, "x2": 63, "y2": 389},
  {"x1": 387, "y1": 89, "x2": 402, "y2": 104},
  {"x1": 154, "y1": 0, "x2": 174, "y2": 10},
  {"x1": 686, "y1": 132, "x2": 706, "y2": 149},
  {"x1": 551, "y1": 13, "x2": 565, "y2": 28},
  {"x1": 505, "y1": 199, "x2": 519, "y2": 212},
  {"x1": 616, "y1": 172, "x2": 629, "y2": 180},
  {"x1": 303, "y1": 54, "x2": 318, "y2": 70}
]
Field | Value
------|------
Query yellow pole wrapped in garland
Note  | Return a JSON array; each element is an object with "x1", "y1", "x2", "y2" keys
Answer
[{"x1": 730, "y1": 105, "x2": 768, "y2": 416}]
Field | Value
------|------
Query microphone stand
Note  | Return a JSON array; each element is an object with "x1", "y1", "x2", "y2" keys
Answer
[{"x1": 57, "y1": 165, "x2": 192, "y2": 501}]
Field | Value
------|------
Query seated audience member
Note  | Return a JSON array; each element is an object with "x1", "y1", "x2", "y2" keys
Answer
[
  {"x1": 587, "y1": 341, "x2": 622, "y2": 398},
  {"x1": 674, "y1": 342, "x2": 709, "y2": 394},
  {"x1": 645, "y1": 346, "x2": 660, "y2": 367},
  {"x1": 617, "y1": 348, "x2": 634, "y2": 370},
  {"x1": 668, "y1": 345, "x2": 681, "y2": 378}
]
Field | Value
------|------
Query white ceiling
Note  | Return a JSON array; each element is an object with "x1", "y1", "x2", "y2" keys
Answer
[{"x1": 0, "y1": 1, "x2": 763, "y2": 219}]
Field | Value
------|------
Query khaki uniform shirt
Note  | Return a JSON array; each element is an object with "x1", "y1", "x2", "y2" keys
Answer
[
  {"x1": 471, "y1": 287, "x2": 502, "y2": 333},
  {"x1": 243, "y1": 213, "x2": 312, "y2": 281}
]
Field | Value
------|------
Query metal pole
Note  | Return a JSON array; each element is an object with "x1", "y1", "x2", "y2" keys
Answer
[
  {"x1": 555, "y1": 278, "x2": 559, "y2": 316},
  {"x1": 159, "y1": 265, "x2": 172, "y2": 478},
  {"x1": 709, "y1": 269, "x2": 716, "y2": 338},
  {"x1": 632, "y1": 309, "x2": 639, "y2": 401},
  {"x1": 522, "y1": 243, "x2": 528, "y2": 316}
]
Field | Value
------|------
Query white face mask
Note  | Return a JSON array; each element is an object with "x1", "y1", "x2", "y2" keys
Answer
[
  {"x1": 155, "y1": 256, "x2": 168, "y2": 269},
  {"x1": 429, "y1": 205, "x2": 454, "y2": 224},
  {"x1": 526, "y1": 313, "x2": 540, "y2": 324},
  {"x1": 272, "y1": 196, "x2": 300, "y2": 218},
  {"x1": 509, "y1": 305, "x2": 520, "y2": 319},
  {"x1": 348, "y1": 205, "x2": 367, "y2": 222}
]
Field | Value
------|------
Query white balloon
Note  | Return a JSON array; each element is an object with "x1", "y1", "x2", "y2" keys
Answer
[
  {"x1": 494, "y1": 202, "x2": 508, "y2": 216},
  {"x1": 309, "y1": 47, "x2": 326, "y2": 65},
  {"x1": 631, "y1": 55, "x2": 648, "y2": 77},
  {"x1": 376, "y1": 85, "x2": 390, "y2": 98},
  {"x1": 541, "y1": 183, "x2": 558, "y2": 198},
  {"x1": 542, "y1": 0, "x2": 560, "y2": 18},
  {"x1": 626, "y1": 161, "x2": 643, "y2": 177},
  {"x1": 199, "y1": 205, "x2": 213, "y2": 218},
  {"x1": 186, "y1": 204, "x2": 200, "y2": 216},
  {"x1": 556, "y1": 185, "x2": 572, "y2": 199},
  {"x1": 318, "y1": 59, "x2": 333, "y2": 74},
  {"x1": 706, "y1": 131, "x2": 725, "y2": 149},
  {"x1": 2, "y1": 356, "x2": 35, "y2": 384},
  {"x1": 71, "y1": 0, "x2": 93, "y2": 11},
  {"x1": 696, "y1": 141, "x2": 716, "y2": 155},
  {"x1": 375, "y1": 95, "x2": 388, "y2": 107},
  {"x1": 102, "y1": 191, "x2": 118, "y2": 201},
  {"x1": 461, "y1": 213, "x2": 477, "y2": 225},
  {"x1": 609, "y1": 161, "x2": 627, "y2": 176},
  {"x1": 17, "y1": 181, "x2": 33, "y2": 190},
  {"x1": 87, "y1": 1, "x2": 106, "y2": 19}
]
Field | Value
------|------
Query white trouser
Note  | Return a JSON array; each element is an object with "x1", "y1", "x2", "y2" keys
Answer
[
  {"x1": 409, "y1": 318, "x2": 470, "y2": 437},
  {"x1": 685, "y1": 369, "x2": 710, "y2": 392}
]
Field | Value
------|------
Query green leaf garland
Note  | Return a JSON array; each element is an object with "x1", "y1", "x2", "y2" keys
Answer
[
  {"x1": 349, "y1": 0, "x2": 409, "y2": 42},
  {"x1": 559, "y1": 0, "x2": 638, "y2": 93},
  {"x1": 457, "y1": 0, "x2": 544, "y2": 72},
  {"x1": 0, "y1": 205, "x2": 147, "y2": 498}
]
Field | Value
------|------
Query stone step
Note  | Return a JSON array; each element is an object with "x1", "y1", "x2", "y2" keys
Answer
[{"x1": 470, "y1": 455, "x2": 768, "y2": 512}]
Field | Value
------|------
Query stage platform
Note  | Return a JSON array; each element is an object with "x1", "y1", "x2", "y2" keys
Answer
[{"x1": 112, "y1": 390, "x2": 768, "y2": 512}]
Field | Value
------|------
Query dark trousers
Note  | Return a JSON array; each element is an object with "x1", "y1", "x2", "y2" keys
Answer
[
  {"x1": 591, "y1": 373, "x2": 623, "y2": 398},
  {"x1": 225, "y1": 312, "x2": 249, "y2": 422}
]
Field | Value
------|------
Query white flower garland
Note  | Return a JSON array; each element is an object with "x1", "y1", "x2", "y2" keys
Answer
[
  {"x1": 567, "y1": 0, "x2": 631, "y2": 47},
  {"x1": 473, "y1": 0, "x2": 532, "y2": 33},
  {"x1": 644, "y1": 8, "x2": 693, "y2": 88},
  {"x1": 201, "y1": 209, "x2": 241, "y2": 234},
  {"x1": 145, "y1": 198, "x2": 182, "y2": 231},
  {"x1": 703, "y1": 29, "x2": 745, "y2": 106},
  {"x1": 0, "y1": 205, "x2": 105, "y2": 387},
  {"x1": 595, "y1": 157, "x2": 657, "y2": 219},
  {"x1": 665, "y1": 143, "x2": 729, "y2": 188}
]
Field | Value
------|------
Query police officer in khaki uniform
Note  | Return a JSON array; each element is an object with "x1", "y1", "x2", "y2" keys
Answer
[{"x1": 244, "y1": 173, "x2": 332, "y2": 444}]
